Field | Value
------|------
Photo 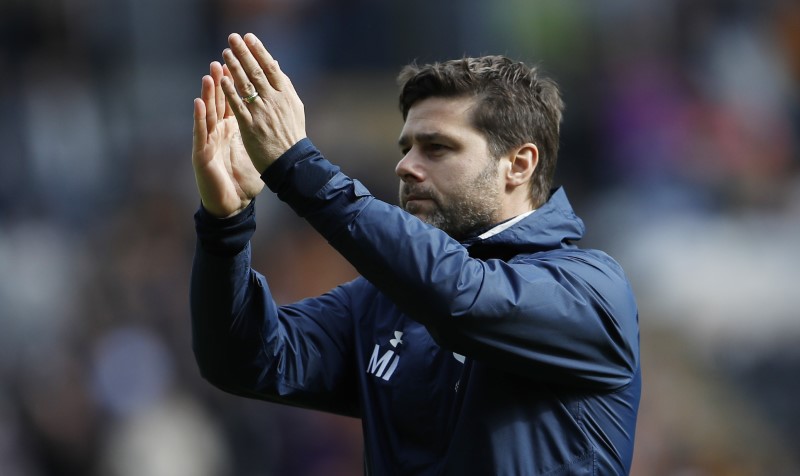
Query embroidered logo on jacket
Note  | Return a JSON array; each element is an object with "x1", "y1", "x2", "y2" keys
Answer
[{"x1": 367, "y1": 331, "x2": 403, "y2": 381}]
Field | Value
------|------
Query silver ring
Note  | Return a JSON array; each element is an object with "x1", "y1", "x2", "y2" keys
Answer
[{"x1": 242, "y1": 91, "x2": 259, "y2": 104}]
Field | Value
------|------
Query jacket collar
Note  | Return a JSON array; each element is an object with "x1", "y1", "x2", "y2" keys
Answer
[{"x1": 462, "y1": 187, "x2": 585, "y2": 260}]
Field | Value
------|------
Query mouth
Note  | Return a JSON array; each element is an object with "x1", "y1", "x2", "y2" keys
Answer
[
  {"x1": 400, "y1": 184, "x2": 436, "y2": 211},
  {"x1": 403, "y1": 193, "x2": 434, "y2": 209},
  {"x1": 405, "y1": 195, "x2": 431, "y2": 202},
  {"x1": 403, "y1": 195, "x2": 437, "y2": 218}
]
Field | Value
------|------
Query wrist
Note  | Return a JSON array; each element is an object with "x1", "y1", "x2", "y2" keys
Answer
[
  {"x1": 199, "y1": 200, "x2": 252, "y2": 219},
  {"x1": 253, "y1": 136, "x2": 308, "y2": 174},
  {"x1": 195, "y1": 200, "x2": 257, "y2": 256}
]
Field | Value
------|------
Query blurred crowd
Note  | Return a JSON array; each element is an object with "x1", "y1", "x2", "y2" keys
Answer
[{"x1": 1, "y1": 0, "x2": 799, "y2": 474}]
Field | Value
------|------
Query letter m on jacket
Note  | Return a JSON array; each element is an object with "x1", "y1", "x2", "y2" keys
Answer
[{"x1": 367, "y1": 344, "x2": 399, "y2": 381}]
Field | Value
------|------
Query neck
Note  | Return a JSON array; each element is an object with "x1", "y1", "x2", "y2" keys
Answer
[{"x1": 497, "y1": 193, "x2": 535, "y2": 223}]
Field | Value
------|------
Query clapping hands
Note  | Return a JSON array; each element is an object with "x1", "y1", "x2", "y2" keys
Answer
[{"x1": 191, "y1": 33, "x2": 307, "y2": 218}]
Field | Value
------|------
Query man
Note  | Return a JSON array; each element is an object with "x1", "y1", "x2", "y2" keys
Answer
[{"x1": 191, "y1": 32, "x2": 641, "y2": 475}]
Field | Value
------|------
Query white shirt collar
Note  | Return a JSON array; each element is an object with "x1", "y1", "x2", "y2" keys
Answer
[{"x1": 477, "y1": 209, "x2": 536, "y2": 241}]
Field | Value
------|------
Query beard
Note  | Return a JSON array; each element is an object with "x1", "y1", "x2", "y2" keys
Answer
[{"x1": 399, "y1": 159, "x2": 502, "y2": 241}]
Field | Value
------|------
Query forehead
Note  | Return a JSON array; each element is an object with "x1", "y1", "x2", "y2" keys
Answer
[{"x1": 399, "y1": 96, "x2": 481, "y2": 143}]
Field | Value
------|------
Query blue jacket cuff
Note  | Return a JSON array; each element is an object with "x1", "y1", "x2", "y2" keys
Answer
[
  {"x1": 194, "y1": 201, "x2": 256, "y2": 256},
  {"x1": 261, "y1": 138, "x2": 341, "y2": 217}
]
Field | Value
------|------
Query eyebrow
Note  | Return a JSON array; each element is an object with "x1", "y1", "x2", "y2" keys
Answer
[{"x1": 397, "y1": 132, "x2": 453, "y2": 149}]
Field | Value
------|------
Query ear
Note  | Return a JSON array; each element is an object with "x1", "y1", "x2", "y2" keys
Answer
[{"x1": 503, "y1": 143, "x2": 538, "y2": 190}]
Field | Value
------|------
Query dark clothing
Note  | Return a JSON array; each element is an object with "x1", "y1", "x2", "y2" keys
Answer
[{"x1": 191, "y1": 139, "x2": 641, "y2": 475}]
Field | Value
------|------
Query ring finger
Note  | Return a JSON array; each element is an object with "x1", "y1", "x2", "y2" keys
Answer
[{"x1": 223, "y1": 47, "x2": 260, "y2": 103}]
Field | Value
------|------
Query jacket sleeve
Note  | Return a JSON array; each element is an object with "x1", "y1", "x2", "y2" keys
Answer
[
  {"x1": 264, "y1": 139, "x2": 639, "y2": 391},
  {"x1": 190, "y1": 201, "x2": 360, "y2": 416}
]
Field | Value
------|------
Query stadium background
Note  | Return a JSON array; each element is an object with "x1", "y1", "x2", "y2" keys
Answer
[{"x1": 1, "y1": 0, "x2": 799, "y2": 474}]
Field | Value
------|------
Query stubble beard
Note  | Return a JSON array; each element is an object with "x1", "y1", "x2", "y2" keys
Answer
[{"x1": 400, "y1": 160, "x2": 502, "y2": 241}]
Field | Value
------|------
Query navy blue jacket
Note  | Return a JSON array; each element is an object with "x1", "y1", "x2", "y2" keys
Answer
[{"x1": 191, "y1": 139, "x2": 641, "y2": 475}]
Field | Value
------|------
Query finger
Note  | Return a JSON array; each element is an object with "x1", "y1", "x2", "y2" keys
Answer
[
  {"x1": 227, "y1": 33, "x2": 270, "y2": 95},
  {"x1": 243, "y1": 33, "x2": 290, "y2": 92},
  {"x1": 220, "y1": 75, "x2": 251, "y2": 123},
  {"x1": 210, "y1": 62, "x2": 226, "y2": 120},
  {"x1": 192, "y1": 98, "x2": 207, "y2": 156},
  {"x1": 223, "y1": 46, "x2": 260, "y2": 103},
  {"x1": 222, "y1": 64, "x2": 234, "y2": 118},
  {"x1": 200, "y1": 75, "x2": 217, "y2": 135}
]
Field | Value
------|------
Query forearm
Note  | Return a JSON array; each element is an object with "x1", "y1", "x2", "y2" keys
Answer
[
  {"x1": 190, "y1": 200, "x2": 360, "y2": 412},
  {"x1": 190, "y1": 203, "x2": 268, "y2": 394}
]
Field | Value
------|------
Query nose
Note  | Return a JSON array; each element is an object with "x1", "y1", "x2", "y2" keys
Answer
[{"x1": 395, "y1": 150, "x2": 424, "y2": 182}]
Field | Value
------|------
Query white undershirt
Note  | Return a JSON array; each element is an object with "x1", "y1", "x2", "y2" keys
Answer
[{"x1": 477, "y1": 209, "x2": 536, "y2": 241}]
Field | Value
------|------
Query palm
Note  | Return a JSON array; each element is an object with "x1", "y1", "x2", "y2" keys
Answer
[
  {"x1": 192, "y1": 64, "x2": 264, "y2": 218},
  {"x1": 195, "y1": 116, "x2": 263, "y2": 216}
]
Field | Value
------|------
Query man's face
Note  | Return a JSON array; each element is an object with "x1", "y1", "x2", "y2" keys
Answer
[{"x1": 396, "y1": 96, "x2": 504, "y2": 240}]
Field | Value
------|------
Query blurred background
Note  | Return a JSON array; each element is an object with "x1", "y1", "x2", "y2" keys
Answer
[{"x1": 1, "y1": 0, "x2": 799, "y2": 474}]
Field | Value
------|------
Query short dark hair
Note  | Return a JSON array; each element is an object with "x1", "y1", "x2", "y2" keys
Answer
[{"x1": 397, "y1": 56, "x2": 564, "y2": 207}]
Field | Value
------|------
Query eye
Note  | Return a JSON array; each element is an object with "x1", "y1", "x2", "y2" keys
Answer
[{"x1": 426, "y1": 143, "x2": 448, "y2": 154}]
